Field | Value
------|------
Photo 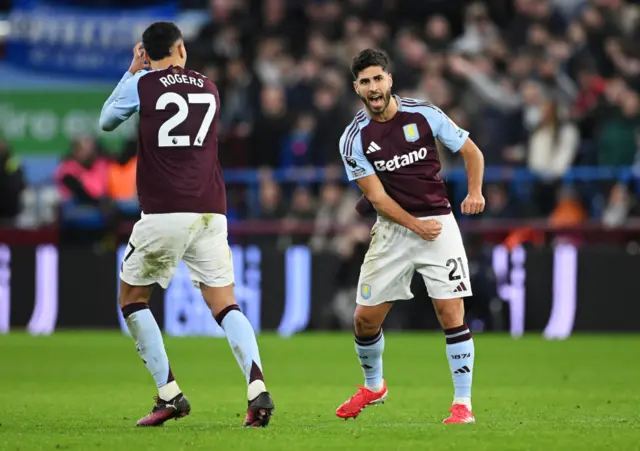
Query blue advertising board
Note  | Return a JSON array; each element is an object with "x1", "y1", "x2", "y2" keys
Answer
[{"x1": 6, "y1": 0, "x2": 177, "y2": 80}]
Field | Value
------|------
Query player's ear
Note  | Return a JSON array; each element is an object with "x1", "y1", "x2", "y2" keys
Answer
[
  {"x1": 177, "y1": 42, "x2": 186, "y2": 60},
  {"x1": 388, "y1": 73, "x2": 393, "y2": 88},
  {"x1": 353, "y1": 81, "x2": 359, "y2": 94}
]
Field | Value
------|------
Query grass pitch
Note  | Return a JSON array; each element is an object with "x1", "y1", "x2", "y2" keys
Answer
[{"x1": 0, "y1": 332, "x2": 638, "y2": 451}]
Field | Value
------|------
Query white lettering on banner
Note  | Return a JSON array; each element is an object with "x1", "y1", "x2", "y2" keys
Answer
[
  {"x1": 28, "y1": 245, "x2": 59, "y2": 335},
  {"x1": 0, "y1": 245, "x2": 58, "y2": 335},
  {"x1": 9, "y1": 11, "x2": 159, "y2": 49},
  {"x1": 492, "y1": 245, "x2": 526, "y2": 338},
  {"x1": 492, "y1": 244, "x2": 577, "y2": 339},
  {"x1": 545, "y1": 244, "x2": 578, "y2": 340},
  {"x1": 0, "y1": 245, "x2": 10, "y2": 333},
  {"x1": 278, "y1": 246, "x2": 311, "y2": 337}
]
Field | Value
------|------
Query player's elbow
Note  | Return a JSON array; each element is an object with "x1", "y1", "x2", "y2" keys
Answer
[
  {"x1": 99, "y1": 116, "x2": 116, "y2": 132},
  {"x1": 365, "y1": 189, "x2": 387, "y2": 207}
]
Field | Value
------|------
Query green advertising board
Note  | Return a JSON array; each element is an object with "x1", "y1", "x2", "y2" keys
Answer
[{"x1": 0, "y1": 90, "x2": 136, "y2": 155}]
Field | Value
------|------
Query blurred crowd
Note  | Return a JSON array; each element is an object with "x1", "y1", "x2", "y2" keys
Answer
[
  {"x1": 183, "y1": 0, "x2": 640, "y2": 227},
  {"x1": 2, "y1": 0, "x2": 640, "y2": 234}
]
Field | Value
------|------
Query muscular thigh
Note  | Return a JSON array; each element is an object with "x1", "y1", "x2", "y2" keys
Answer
[
  {"x1": 183, "y1": 213, "x2": 234, "y2": 288},
  {"x1": 120, "y1": 213, "x2": 199, "y2": 289},
  {"x1": 357, "y1": 219, "x2": 414, "y2": 306},
  {"x1": 415, "y1": 213, "x2": 473, "y2": 300}
]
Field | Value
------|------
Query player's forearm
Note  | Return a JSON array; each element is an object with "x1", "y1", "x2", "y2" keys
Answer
[
  {"x1": 461, "y1": 140, "x2": 484, "y2": 195},
  {"x1": 367, "y1": 192, "x2": 420, "y2": 233}
]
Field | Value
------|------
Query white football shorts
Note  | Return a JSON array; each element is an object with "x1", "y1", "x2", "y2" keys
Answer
[
  {"x1": 120, "y1": 212, "x2": 234, "y2": 289},
  {"x1": 357, "y1": 212, "x2": 472, "y2": 306}
]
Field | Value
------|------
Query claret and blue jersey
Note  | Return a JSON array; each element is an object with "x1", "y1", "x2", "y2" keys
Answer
[
  {"x1": 339, "y1": 96, "x2": 470, "y2": 217},
  {"x1": 99, "y1": 66, "x2": 226, "y2": 215}
]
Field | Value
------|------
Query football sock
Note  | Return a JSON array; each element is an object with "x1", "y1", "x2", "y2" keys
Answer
[
  {"x1": 122, "y1": 303, "x2": 181, "y2": 401},
  {"x1": 216, "y1": 305, "x2": 266, "y2": 401},
  {"x1": 355, "y1": 329, "x2": 385, "y2": 392},
  {"x1": 444, "y1": 324, "x2": 474, "y2": 409}
]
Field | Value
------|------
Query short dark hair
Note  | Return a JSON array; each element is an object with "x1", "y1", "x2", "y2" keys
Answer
[
  {"x1": 350, "y1": 48, "x2": 390, "y2": 80},
  {"x1": 142, "y1": 22, "x2": 183, "y2": 61}
]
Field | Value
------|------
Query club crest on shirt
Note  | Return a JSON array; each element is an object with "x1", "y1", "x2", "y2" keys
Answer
[
  {"x1": 403, "y1": 123, "x2": 419, "y2": 142},
  {"x1": 361, "y1": 283, "x2": 372, "y2": 299}
]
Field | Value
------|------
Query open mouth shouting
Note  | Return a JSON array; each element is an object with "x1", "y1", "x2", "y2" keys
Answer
[{"x1": 368, "y1": 93, "x2": 385, "y2": 110}]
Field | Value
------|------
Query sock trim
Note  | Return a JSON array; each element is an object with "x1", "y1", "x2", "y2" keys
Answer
[
  {"x1": 445, "y1": 324, "x2": 472, "y2": 344},
  {"x1": 215, "y1": 304, "x2": 241, "y2": 326},
  {"x1": 121, "y1": 302, "x2": 149, "y2": 319},
  {"x1": 444, "y1": 324, "x2": 468, "y2": 335},
  {"x1": 355, "y1": 328, "x2": 382, "y2": 346}
]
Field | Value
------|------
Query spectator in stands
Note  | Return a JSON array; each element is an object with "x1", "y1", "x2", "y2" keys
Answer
[
  {"x1": 549, "y1": 185, "x2": 588, "y2": 226},
  {"x1": 249, "y1": 85, "x2": 291, "y2": 168},
  {"x1": 56, "y1": 137, "x2": 122, "y2": 247},
  {"x1": 0, "y1": 139, "x2": 25, "y2": 224},
  {"x1": 219, "y1": 58, "x2": 259, "y2": 142},
  {"x1": 423, "y1": 14, "x2": 452, "y2": 53},
  {"x1": 528, "y1": 99, "x2": 580, "y2": 214},
  {"x1": 453, "y1": 3, "x2": 500, "y2": 55},
  {"x1": 310, "y1": 179, "x2": 360, "y2": 253},
  {"x1": 602, "y1": 182, "x2": 640, "y2": 228},
  {"x1": 255, "y1": 178, "x2": 287, "y2": 220},
  {"x1": 278, "y1": 185, "x2": 316, "y2": 248},
  {"x1": 596, "y1": 88, "x2": 640, "y2": 166},
  {"x1": 307, "y1": 83, "x2": 352, "y2": 166},
  {"x1": 55, "y1": 137, "x2": 109, "y2": 207},
  {"x1": 573, "y1": 63, "x2": 607, "y2": 140},
  {"x1": 107, "y1": 139, "x2": 140, "y2": 221},
  {"x1": 481, "y1": 183, "x2": 524, "y2": 219},
  {"x1": 281, "y1": 113, "x2": 316, "y2": 168},
  {"x1": 107, "y1": 139, "x2": 137, "y2": 202}
]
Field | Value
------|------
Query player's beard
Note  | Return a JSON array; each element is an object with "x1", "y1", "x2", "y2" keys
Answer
[{"x1": 364, "y1": 88, "x2": 392, "y2": 115}]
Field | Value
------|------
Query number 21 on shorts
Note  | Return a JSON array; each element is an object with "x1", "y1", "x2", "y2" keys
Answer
[{"x1": 446, "y1": 257, "x2": 467, "y2": 281}]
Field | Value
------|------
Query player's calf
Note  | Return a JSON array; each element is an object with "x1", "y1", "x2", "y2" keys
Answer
[
  {"x1": 202, "y1": 285, "x2": 275, "y2": 427},
  {"x1": 433, "y1": 299, "x2": 476, "y2": 424},
  {"x1": 336, "y1": 305, "x2": 390, "y2": 419},
  {"x1": 120, "y1": 283, "x2": 189, "y2": 427}
]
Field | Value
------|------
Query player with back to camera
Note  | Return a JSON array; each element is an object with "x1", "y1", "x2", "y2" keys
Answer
[
  {"x1": 336, "y1": 49, "x2": 485, "y2": 424},
  {"x1": 99, "y1": 22, "x2": 274, "y2": 428}
]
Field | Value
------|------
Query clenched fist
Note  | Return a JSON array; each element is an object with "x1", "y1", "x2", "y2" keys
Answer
[
  {"x1": 461, "y1": 192, "x2": 485, "y2": 215},
  {"x1": 412, "y1": 218, "x2": 443, "y2": 241}
]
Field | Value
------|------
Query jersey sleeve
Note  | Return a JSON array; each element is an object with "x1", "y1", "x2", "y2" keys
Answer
[
  {"x1": 99, "y1": 70, "x2": 145, "y2": 132},
  {"x1": 339, "y1": 128, "x2": 375, "y2": 181},
  {"x1": 417, "y1": 105, "x2": 469, "y2": 152}
]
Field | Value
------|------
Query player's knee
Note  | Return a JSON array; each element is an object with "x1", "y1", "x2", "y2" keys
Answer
[
  {"x1": 353, "y1": 311, "x2": 382, "y2": 337},
  {"x1": 433, "y1": 298, "x2": 465, "y2": 329},
  {"x1": 118, "y1": 282, "x2": 152, "y2": 309}
]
